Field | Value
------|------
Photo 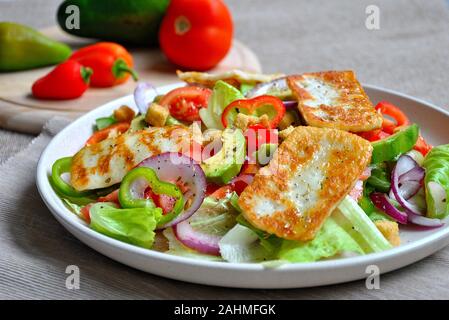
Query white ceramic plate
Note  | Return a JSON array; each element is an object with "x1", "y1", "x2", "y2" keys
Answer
[{"x1": 36, "y1": 84, "x2": 449, "y2": 289}]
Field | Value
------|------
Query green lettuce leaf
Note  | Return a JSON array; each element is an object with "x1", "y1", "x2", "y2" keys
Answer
[
  {"x1": 235, "y1": 196, "x2": 390, "y2": 263},
  {"x1": 333, "y1": 196, "x2": 392, "y2": 253},
  {"x1": 278, "y1": 217, "x2": 364, "y2": 262},
  {"x1": 89, "y1": 202, "x2": 162, "y2": 249},
  {"x1": 423, "y1": 144, "x2": 449, "y2": 218},
  {"x1": 199, "y1": 80, "x2": 243, "y2": 129}
]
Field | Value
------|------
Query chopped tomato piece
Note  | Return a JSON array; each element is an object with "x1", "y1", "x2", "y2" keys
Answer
[
  {"x1": 159, "y1": 86, "x2": 212, "y2": 122},
  {"x1": 209, "y1": 174, "x2": 254, "y2": 199},
  {"x1": 209, "y1": 185, "x2": 233, "y2": 200},
  {"x1": 144, "y1": 187, "x2": 176, "y2": 215},
  {"x1": 97, "y1": 189, "x2": 120, "y2": 205},
  {"x1": 86, "y1": 122, "x2": 130, "y2": 145},
  {"x1": 80, "y1": 204, "x2": 93, "y2": 224}
]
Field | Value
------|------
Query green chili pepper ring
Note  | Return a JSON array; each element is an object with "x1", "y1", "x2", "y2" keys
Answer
[
  {"x1": 51, "y1": 157, "x2": 92, "y2": 198},
  {"x1": 118, "y1": 167, "x2": 184, "y2": 226}
]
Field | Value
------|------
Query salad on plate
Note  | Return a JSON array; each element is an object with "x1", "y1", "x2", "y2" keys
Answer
[{"x1": 49, "y1": 69, "x2": 449, "y2": 264}]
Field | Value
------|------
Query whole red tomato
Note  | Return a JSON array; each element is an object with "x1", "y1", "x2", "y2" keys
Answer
[{"x1": 159, "y1": 0, "x2": 233, "y2": 70}]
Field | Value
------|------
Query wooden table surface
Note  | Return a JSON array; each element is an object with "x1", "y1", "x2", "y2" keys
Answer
[{"x1": 1, "y1": 0, "x2": 449, "y2": 299}]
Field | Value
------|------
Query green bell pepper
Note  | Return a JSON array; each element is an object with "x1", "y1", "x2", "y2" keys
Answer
[{"x1": 118, "y1": 167, "x2": 184, "y2": 226}]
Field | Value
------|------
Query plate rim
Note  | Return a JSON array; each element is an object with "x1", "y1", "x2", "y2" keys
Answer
[{"x1": 35, "y1": 83, "x2": 449, "y2": 276}]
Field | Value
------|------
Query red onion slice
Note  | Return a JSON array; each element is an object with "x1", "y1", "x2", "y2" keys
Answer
[
  {"x1": 399, "y1": 166, "x2": 425, "y2": 184},
  {"x1": 137, "y1": 152, "x2": 206, "y2": 228},
  {"x1": 370, "y1": 192, "x2": 408, "y2": 224},
  {"x1": 407, "y1": 212, "x2": 443, "y2": 228},
  {"x1": 391, "y1": 155, "x2": 425, "y2": 215},
  {"x1": 246, "y1": 77, "x2": 291, "y2": 98},
  {"x1": 389, "y1": 180, "x2": 422, "y2": 200},
  {"x1": 134, "y1": 82, "x2": 158, "y2": 114},
  {"x1": 395, "y1": 155, "x2": 418, "y2": 176},
  {"x1": 173, "y1": 221, "x2": 221, "y2": 256}
]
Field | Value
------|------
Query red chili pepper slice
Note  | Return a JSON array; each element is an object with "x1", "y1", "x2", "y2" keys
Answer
[{"x1": 221, "y1": 95, "x2": 286, "y2": 129}]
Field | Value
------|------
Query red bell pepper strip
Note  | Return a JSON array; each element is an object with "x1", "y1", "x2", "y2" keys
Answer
[
  {"x1": 358, "y1": 101, "x2": 432, "y2": 156},
  {"x1": 357, "y1": 129, "x2": 390, "y2": 142},
  {"x1": 85, "y1": 122, "x2": 130, "y2": 145},
  {"x1": 245, "y1": 124, "x2": 279, "y2": 149},
  {"x1": 413, "y1": 135, "x2": 433, "y2": 156},
  {"x1": 32, "y1": 60, "x2": 92, "y2": 100},
  {"x1": 70, "y1": 42, "x2": 138, "y2": 87},
  {"x1": 375, "y1": 101, "x2": 410, "y2": 133},
  {"x1": 221, "y1": 95, "x2": 286, "y2": 129},
  {"x1": 244, "y1": 124, "x2": 279, "y2": 163}
]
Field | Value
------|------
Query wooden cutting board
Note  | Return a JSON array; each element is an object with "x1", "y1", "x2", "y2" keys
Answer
[{"x1": 0, "y1": 26, "x2": 261, "y2": 134}]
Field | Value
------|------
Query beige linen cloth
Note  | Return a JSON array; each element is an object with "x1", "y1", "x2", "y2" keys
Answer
[{"x1": 1, "y1": 0, "x2": 449, "y2": 299}]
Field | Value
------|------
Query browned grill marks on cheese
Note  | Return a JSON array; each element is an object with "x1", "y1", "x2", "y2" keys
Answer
[
  {"x1": 238, "y1": 126, "x2": 372, "y2": 241},
  {"x1": 287, "y1": 70, "x2": 382, "y2": 132},
  {"x1": 70, "y1": 126, "x2": 193, "y2": 191}
]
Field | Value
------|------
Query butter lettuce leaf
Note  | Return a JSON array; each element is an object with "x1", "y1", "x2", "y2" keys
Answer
[
  {"x1": 423, "y1": 144, "x2": 449, "y2": 218},
  {"x1": 89, "y1": 202, "x2": 162, "y2": 249},
  {"x1": 278, "y1": 218, "x2": 364, "y2": 262},
  {"x1": 200, "y1": 80, "x2": 243, "y2": 129}
]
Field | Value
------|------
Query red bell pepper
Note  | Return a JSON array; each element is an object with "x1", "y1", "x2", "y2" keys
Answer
[
  {"x1": 358, "y1": 101, "x2": 432, "y2": 156},
  {"x1": 221, "y1": 95, "x2": 286, "y2": 129},
  {"x1": 70, "y1": 42, "x2": 138, "y2": 88},
  {"x1": 375, "y1": 101, "x2": 410, "y2": 133},
  {"x1": 31, "y1": 60, "x2": 92, "y2": 100},
  {"x1": 413, "y1": 135, "x2": 432, "y2": 156}
]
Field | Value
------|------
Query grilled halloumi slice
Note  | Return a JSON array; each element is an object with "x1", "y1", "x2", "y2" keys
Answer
[
  {"x1": 177, "y1": 69, "x2": 283, "y2": 88},
  {"x1": 238, "y1": 126, "x2": 373, "y2": 241},
  {"x1": 287, "y1": 71, "x2": 382, "y2": 132},
  {"x1": 71, "y1": 126, "x2": 197, "y2": 191}
]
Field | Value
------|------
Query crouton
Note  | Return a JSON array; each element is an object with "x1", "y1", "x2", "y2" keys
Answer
[
  {"x1": 375, "y1": 220, "x2": 400, "y2": 246},
  {"x1": 145, "y1": 103, "x2": 169, "y2": 127},
  {"x1": 114, "y1": 105, "x2": 136, "y2": 123}
]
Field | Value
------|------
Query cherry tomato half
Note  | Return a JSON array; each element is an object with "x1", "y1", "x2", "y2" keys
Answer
[{"x1": 159, "y1": 86, "x2": 212, "y2": 122}]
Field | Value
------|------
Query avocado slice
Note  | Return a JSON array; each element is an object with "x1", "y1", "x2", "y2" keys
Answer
[
  {"x1": 201, "y1": 128, "x2": 246, "y2": 185},
  {"x1": 371, "y1": 124, "x2": 419, "y2": 163}
]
